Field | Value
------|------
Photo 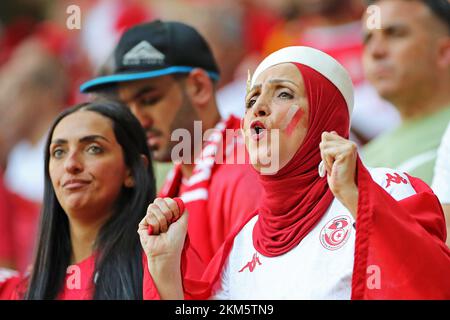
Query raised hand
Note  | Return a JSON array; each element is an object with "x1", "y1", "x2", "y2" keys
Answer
[
  {"x1": 137, "y1": 197, "x2": 187, "y2": 299},
  {"x1": 138, "y1": 197, "x2": 187, "y2": 260},
  {"x1": 319, "y1": 131, "x2": 359, "y2": 218}
]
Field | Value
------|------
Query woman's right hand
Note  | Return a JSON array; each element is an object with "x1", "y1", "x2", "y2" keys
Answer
[{"x1": 138, "y1": 197, "x2": 188, "y2": 265}]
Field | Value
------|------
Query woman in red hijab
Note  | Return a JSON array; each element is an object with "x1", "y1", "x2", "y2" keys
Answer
[{"x1": 140, "y1": 46, "x2": 450, "y2": 299}]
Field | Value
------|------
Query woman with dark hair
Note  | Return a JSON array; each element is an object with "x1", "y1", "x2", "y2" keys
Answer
[
  {"x1": 140, "y1": 46, "x2": 450, "y2": 300},
  {"x1": 0, "y1": 100, "x2": 198, "y2": 299}
]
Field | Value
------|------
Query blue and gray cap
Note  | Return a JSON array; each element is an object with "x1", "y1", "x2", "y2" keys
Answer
[{"x1": 80, "y1": 20, "x2": 220, "y2": 93}]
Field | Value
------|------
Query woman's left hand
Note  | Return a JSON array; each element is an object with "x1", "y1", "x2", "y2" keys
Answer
[{"x1": 319, "y1": 131, "x2": 359, "y2": 218}]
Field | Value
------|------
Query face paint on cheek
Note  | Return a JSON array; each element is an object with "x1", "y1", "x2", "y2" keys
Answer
[{"x1": 282, "y1": 105, "x2": 304, "y2": 137}]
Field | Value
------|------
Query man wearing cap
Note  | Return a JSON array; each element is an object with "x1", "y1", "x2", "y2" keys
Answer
[{"x1": 80, "y1": 20, "x2": 262, "y2": 266}]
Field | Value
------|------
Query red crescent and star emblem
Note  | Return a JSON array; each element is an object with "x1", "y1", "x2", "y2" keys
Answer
[{"x1": 319, "y1": 215, "x2": 353, "y2": 251}]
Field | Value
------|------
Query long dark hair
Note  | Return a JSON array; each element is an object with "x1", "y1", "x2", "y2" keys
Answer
[{"x1": 25, "y1": 100, "x2": 155, "y2": 299}]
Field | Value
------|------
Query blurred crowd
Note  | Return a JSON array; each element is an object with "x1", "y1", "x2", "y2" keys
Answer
[{"x1": 0, "y1": 0, "x2": 448, "y2": 273}]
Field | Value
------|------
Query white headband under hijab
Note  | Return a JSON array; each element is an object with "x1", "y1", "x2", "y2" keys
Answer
[{"x1": 251, "y1": 46, "x2": 354, "y2": 115}]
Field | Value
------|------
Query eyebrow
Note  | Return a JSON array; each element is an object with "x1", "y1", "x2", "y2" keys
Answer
[
  {"x1": 363, "y1": 22, "x2": 410, "y2": 43},
  {"x1": 249, "y1": 78, "x2": 299, "y2": 92},
  {"x1": 383, "y1": 23, "x2": 409, "y2": 33},
  {"x1": 269, "y1": 79, "x2": 299, "y2": 87},
  {"x1": 51, "y1": 135, "x2": 110, "y2": 145},
  {"x1": 364, "y1": 21, "x2": 408, "y2": 33},
  {"x1": 123, "y1": 85, "x2": 155, "y2": 103}
]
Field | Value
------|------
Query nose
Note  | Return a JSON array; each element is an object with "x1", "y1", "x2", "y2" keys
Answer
[
  {"x1": 252, "y1": 95, "x2": 271, "y2": 118},
  {"x1": 366, "y1": 33, "x2": 388, "y2": 60},
  {"x1": 128, "y1": 102, "x2": 153, "y2": 129},
  {"x1": 64, "y1": 151, "x2": 83, "y2": 175}
]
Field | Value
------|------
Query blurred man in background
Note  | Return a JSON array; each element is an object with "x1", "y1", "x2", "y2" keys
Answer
[{"x1": 362, "y1": 0, "x2": 450, "y2": 185}]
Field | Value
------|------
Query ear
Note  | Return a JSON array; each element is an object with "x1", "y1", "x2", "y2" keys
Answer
[
  {"x1": 436, "y1": 37, "x2": 450, "y2": 69},
  {"x1": 123, "y1": 171, "x2": 135, "y2": 188},
  {"x1": 124, "y1": 155, "x2": 149, "y2": 188},
  {"x1": 140, "y1": 154, "x2": 149, "y2": 168},
  {"x1": 123, "y1": 163, "x2": 136, "y2": 188},
  {"x1": 184, "y1": 68, "x2": 215, "y2": 109}
]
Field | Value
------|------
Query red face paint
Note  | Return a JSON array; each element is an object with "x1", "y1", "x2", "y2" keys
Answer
[{"x1": 285, "y1": 108, "x2": 304, "y2": 136}]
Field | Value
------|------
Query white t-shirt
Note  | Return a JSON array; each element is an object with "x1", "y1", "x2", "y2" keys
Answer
[
  {"x1": 431, "y1": 123, "x2": 450, "y2": 204},
  {"x1": 211, "y1": 168, "x2": 417, "y2": 300}
]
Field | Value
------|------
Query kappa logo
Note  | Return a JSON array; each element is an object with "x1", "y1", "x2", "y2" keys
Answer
[
  {"x1": 122, "y1": 41, "x2": 165, "y2": 66},
  {"x1": 238, "y1": 253, "x2": 262, "y2": 273},
  {"x1": 385, "y1": 172, "x2": 408, "y2": 188},
  {"x1": 319, "y1": 215, "x2": 352, "y2": 251}
]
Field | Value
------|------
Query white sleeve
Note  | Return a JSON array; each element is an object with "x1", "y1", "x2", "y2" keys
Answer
[
  {"x1": 431, "y1": 123, "x2": 450, "y2": 204},
  {"x1": 209, "y1": 257, "x2": 231, "y2": 300},
  {"x1": 368, "y1": 167, "x2": 418, "y2": 201}
]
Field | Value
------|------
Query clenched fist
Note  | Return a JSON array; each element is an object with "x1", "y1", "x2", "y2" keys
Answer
[
  {"x1": 138, "y1": 197, "x2": 188, "y2": 262},
  {"x1": 137, "y1": 197, "x2": 188, "y2": 299},
  {"x1": 319, "y1": 131, "x2": 359, "y2": 217}
]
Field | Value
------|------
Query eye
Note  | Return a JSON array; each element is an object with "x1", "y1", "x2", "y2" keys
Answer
[
  {"x1": 384, "y1": 25, "x2": 408, "y2": 39},
  {"x1": 362, "y1": 31, "x2": 372, "y2": 46},
  {"x1": 52, "y1": 148, "x2": 65, "y2": 159},
  {"x1": 246, "y1": 95, "x2": 258, "y2": 109},
  {"x1": 278, "y1": 91, "x2": 293, "y2": 99},
  {"x1": 139, "y1": 95, "x2": 160, "y2": 106},
  {"x1": 87, "y1": 145, "x2": 103, "y2": 154}
]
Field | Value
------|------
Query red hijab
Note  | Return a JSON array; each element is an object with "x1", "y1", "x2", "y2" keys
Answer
[{"x1": 252, "y1": 62, "x2": 350, "y2": 257}]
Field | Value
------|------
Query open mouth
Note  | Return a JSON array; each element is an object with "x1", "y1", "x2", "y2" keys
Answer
[{"x1": 250, "y1": 121, "x2": 267, "y2": 141}]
